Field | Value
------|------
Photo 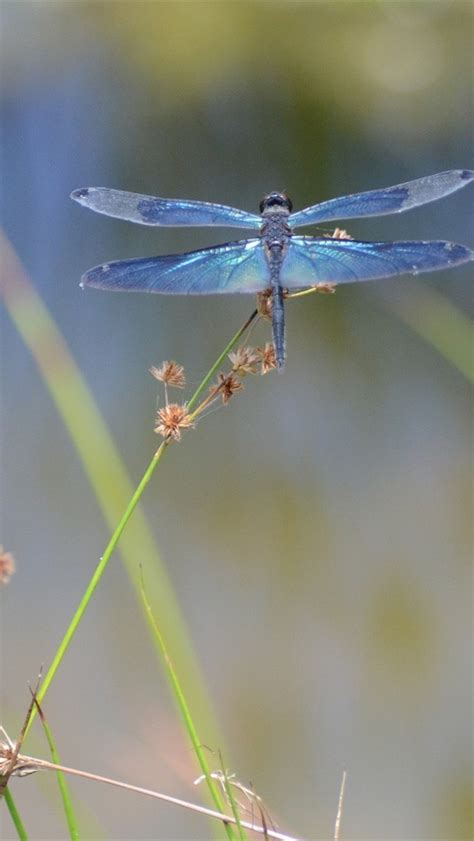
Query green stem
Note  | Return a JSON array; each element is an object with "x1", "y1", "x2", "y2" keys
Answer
[
  {"x1": 187, "y1": 310, "x2": 258, "y2": 410},
  {"x1": 24, "y1": 308, "x2": 258, "y2": 738},
  {"x1": 37, "y1": 709, "x2": 80, "y2": 841},
  {"x1": 5, "y1": 789, "x2": 29, "y2": 841},
  {"x1": 219, "y1": 756, "x2": 247, "y2": 841},
  {"x1": 141, "y1": 582, "x2": 236, "y2": 841},
  {"x1": 24, "y1": 442, "x2": 167, "y2": 737}
]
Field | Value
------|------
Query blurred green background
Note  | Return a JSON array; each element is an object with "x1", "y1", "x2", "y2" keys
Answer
[{"x1": 1, "y1": 1, "x2": 472, "y2": 839}]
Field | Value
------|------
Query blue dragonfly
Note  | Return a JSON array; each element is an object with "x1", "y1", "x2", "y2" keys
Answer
[{"x1": 72, "y1": 170, "x2": 473, "y2": 370}]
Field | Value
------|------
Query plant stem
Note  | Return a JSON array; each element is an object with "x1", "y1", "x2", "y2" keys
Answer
[
  {"x1": 187, "y1": 309, "x2": 258, "y2": 410},
  {"x1": 35, "y1": 704, "x2": 80, "y2": 841},
  {"x1": 24, "y1": 442, "x2": 168, "y2": 738},
  {"x1": 23, "y1": 308, "x2": 259, "y2": 738},
  {"x1": 4, "y1": 752, "x2": 302, "y2": 841},
  {"x1": 140, "y1": 580, "x2": 236, "y2": 840},
  {"x1": 5, "y1": 789, "x2": 29, "y2": 841}
]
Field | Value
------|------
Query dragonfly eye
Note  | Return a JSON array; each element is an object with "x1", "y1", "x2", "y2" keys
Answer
[{"x1": 260, "y1": 192, "x2": 293, "y2": 213}]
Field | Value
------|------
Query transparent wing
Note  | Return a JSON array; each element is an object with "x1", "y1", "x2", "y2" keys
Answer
[
  {"x1": 80, "y1": 239, "x2": 269, "y2": 294},
  {"x1": 288, "y1": 170, "x2": 474, "y2": 228},
  {"x1": 280, "y1": 237, "x2": 474, "y2": 288},
  {"x1": 71, "y1": 187, "x2": 261, "y2": 229}
]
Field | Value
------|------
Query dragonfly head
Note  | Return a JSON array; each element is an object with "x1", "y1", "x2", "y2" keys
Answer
[{"x1": 259, "y1": 192, "x2": 293, "y2": 214}]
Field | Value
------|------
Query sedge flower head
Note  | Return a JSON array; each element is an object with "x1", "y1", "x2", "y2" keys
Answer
[
  {"x1": 0, "y1": 547, "x2": 15, "y2": 585},
  {"x1": 228, "y1": 346, "x2": 259, "y2": 376},
  {"x1": 149, "y1": 361, "x2": 186, "y2": 388},
  {"x1": 154, "y1": 403, "x2": 193, "y2": 441},
  {"x1": 314, "y1": 282, "x2": 336, "y2": 294},
  {"x1": 256, "y1": 291, "x2": 273, "y2": 321},
  {"x1": 215, "y1": 372, "x2": 244, "y2": 404},
  {"x1": 257, "y1": 343, "x2": 277, "y2": 375},
  {"x1": 330, "y1": 227, "x2": 353, "y2": 240}
]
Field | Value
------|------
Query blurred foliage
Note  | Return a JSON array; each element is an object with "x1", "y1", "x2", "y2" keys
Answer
[
  {"x1": 1, "y1": 1, "x2": 472, "y2": 839},
  {"x1": 3, "y1": 2, "x2": 472, "y2": 140}
]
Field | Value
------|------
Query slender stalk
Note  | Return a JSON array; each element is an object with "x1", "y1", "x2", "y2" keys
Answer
[
  {"x1": 5, "y1": 753, "x2": 301, "y2": 841},
  {"x1": 5, "y1": 789, "x2": 29, "y2": 841},
  {"x1": 0, "y1": 231, "x2": 238, "y2": 762},
  {"x1": 286, "y1": 288, "x2": 322, "y2": 300},
  {"x1": 287, "y1": 280, "x2": 474, "y2": 384},
  {"x1": 22, "y1": 308, "x2": 258, "y2": 746},
  {"x1": 187, "y1": 309, "x2": 258, "y2": 410},
  {"x1": 375, "y1": 283, "x2": 474, "y2": 384},
  {"x1": 140, "y1": 580, "x2": 235, "y2": 840},
  {"x1": 24, "y1": 442, "x2": 168, "y2": 737},
  {"x1": 219, "y1": 762, "x2": 248, "y2": 841},
  {"x1": 35, "y1": 704, "x2": 80, "y2": 841},
  {"x1": 334, "y1": 771, "x2": 347, "y2": 841}
]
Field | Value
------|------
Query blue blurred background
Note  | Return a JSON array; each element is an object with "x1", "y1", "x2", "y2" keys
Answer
[{"x1": 1, "y1": 2, "x2": 472, "y2": 839}]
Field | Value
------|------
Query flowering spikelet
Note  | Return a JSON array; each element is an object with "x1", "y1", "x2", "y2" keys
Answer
[
  {"x1": 154, "y1": 403, "x2": 193, "y2": 441},
  {"x1": 0, "y1": 546, "x2": 15, "y2": 585},
  {"x1": 330, "y1": 227, "x2": 353, "y2": 240},
  {"x1": 0, "y1": 733, "x2": 38, "y2": 778},
  {"x1": 314, "y1": 282, "x2": 336, "y2": 294},
  {"x1": 228, "y1": 346, "x2": 259, "y2": 376},
  {"x1": 257, "y1": 342, "x2": 277, "y2": 375},
  {"x1": 256, "y1": 291, "x2": 273, "y2": 321},
  {"x1": 149, "y1": 361, "x2": 186, "y2": 388},
  {"x1": 215, "y1": 372, "x2": 244, "y2": 404}
]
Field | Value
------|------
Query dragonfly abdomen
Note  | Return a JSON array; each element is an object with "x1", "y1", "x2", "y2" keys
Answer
[
  {"x1": 267, "y1": 243, "x2": 287, "y2": 372},
  {"x1": 260, "y1": 206, "x2": 293, "y2": 371}
]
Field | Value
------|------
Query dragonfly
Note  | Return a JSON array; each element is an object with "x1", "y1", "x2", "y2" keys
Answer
[{"x1": 72, "y1": 169, "x2": 473, "y2": 370}]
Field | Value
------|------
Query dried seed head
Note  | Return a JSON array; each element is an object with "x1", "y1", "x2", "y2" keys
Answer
[
  {"x1": 0, "y1": 731, "x2": 38, "y2": 777},
  {"x1": 0, "y1": 751, "x2": 38, "y2": 777},
  {"x1": 154, "y1": 403, "x2": 193, "y2": 441},
  {"x1": 216, "y1": 372, "x2": 244, "y2": 404},
  {"x1": 330, "y1": 227, "x2": 353, "y2": 240},
  {"x1": 228, "y1": 346, "x2": 259, "y2": 376},
  {"x1": 149, "y1": 361, "x2": 186, "y2": 388},
  {"x1": 0, "y1": 547, "x2": 15, "y2": 586},
  {"x1": 256, "y1": 291, "x2": 273, "y2": 321},
  {"x1": 314, "y1": 282, "x2": 337, "y2": 294},
  {"x1": 257, "y1": 343, "x2": 277, "y2": 375}
]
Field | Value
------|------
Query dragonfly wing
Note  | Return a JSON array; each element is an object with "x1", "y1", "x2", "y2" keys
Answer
[
  {"x1": 288, "y1": 170, "x2": 474, "y2": 227},
  {"x1": 71, "y1": 188, "x2": 262, "y2": 229},
  {"x1": 280, "y1": 237, "x2": 474, "y2": 288},
  {"x1": 81, "y1": 239, "x2": 269, "y2": 294}
]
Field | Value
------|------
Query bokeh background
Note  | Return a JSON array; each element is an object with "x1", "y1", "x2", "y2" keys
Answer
[{"x1": 1, "y1": 2, "x2": 472, "y2": 839}]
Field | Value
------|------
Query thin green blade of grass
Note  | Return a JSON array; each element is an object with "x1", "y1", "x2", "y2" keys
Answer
[
  {"x1": 223, "y1": 777, "x2": 247, "y2": 841},
  {"x1": 5, "y1": 788, "x2": 29, "y2": 841},
  {"x1": 375, "y1": 282, "x2": 474, "y2": 384},
  {"x1": 334, "y1": 770, "x2": 347, "y2": 841},
  {"x1": 2, "y1": 747, "x2": 301, "y2": 841},
  {"x1": 2, "y1": 232, "x2": 256, "y2": 838},
  {"x1": 186, "y1": 309, "x2": 257, "y2": 411},
  {"x1": 217, "y1": 755, "x2": 248, "y2": 841},
  {"x1": 34, "y1": 701, "x2": 80, "y2": 841},
  {"x1": 139, "y1": 574, "x2": 237, "y2": 841},
  {"x1": 0, "y1": 232, "x2": 223, "y2": 746},
  {"x1": 1, "y1": 673, "x2": 41, "y2": 800},
  {"x1": 289, "y1": 280, "x2": 473, "y2": 384}
]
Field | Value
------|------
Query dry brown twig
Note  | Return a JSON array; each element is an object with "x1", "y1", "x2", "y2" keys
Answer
[
  {"x1": 0, "y1": 730, "x2": 304, "y2": 841},
  {"x1": 0, "y1": 670, "x2": 42, "y2": 797}
]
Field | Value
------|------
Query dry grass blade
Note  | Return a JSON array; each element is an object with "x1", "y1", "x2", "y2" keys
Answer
[
  {"x1": 0, "y1": 669, "x2": 42, "y2": 796},
  {"x1": 0, "y1": 740, "x2": 304, "y2": 841},
  {"x1": 334, "y1": 770, "x2": 347, "y2": 841}
]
